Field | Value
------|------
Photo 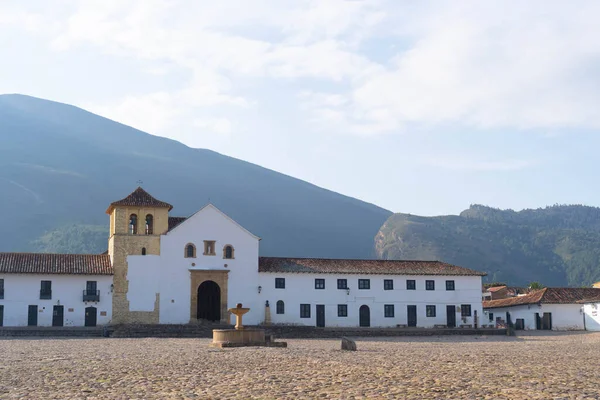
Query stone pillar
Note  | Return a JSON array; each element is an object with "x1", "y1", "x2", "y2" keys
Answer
[{"x1": 264, "y1": 300, "x2": 271, "y2": 326}]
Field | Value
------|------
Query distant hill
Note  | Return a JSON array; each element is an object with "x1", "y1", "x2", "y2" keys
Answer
[
  {"x1": 0, "y1": 94, "x2": 391, "y2": 258},
  {"x1": 375, "y1": 204, "x2": 600, "y2": 287}
]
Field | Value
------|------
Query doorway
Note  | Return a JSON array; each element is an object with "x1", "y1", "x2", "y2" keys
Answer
[
  {"x1": 28, "y1": 305, "x2": 38, "y2": 326},
  {"x1": 316, "y1": 305, "x2": 325, "y2": 327},
  {"x1": 359, "y1": 305, "x2": 370, "y2": 327},
  {"x1": 52, "y1": 305, "x2": 64, "y2": 327},
  {"x1": 542, "y1": 312, "x2": 552, "y2": 330},
  {"x1": 85, "y1": 307, "x2": 97, "y2": 327},
  {"x1": 197, "y1": 281, "x2": 221, "y2": 321},
  {"x1": 407, "y1": 305, "x2": 417, "y2": 327},
  {"x1": 0, "y1": 305, "x2": 3, "y2": 327},
  {"x1": 446, "y1": 305, "x2": 456, "y2": 328}
]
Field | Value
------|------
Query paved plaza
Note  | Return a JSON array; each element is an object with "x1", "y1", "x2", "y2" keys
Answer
[{"x1": 1, "y1": 332, "x2": 599, "y2": 399}]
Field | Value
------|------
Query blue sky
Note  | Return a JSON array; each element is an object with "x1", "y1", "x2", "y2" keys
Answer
[{"x1": 2, "y1": 1, "x2": 600, "y2": 215}]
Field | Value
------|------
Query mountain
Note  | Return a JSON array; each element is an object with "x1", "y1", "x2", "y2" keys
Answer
[
  {"x1": 375, "y1": 204, "x2": 600, "y2": 287},
  {"x1": 0, "y1": 94, "x2": 391, "y2": 258}
]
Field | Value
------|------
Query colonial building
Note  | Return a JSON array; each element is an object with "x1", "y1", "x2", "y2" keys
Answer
[
  {"x1": 483, "y1": 287, "x2": 600, "y2": 331},
  {"x1": 0, "y1": 187, "x2": 486, "y2": 328}
]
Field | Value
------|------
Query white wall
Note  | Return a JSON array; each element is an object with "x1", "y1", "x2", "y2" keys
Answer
[
  {"x1": 127, "y1": 204, "x2": 261, "y2": 325},
  {"x1": 484, "y1": 303, "x2": 586, "y2": 330},
  {"x1": 0, "y1": 274, "x2": 112, "y2": 327},
  {"x1": 583, "y1": 303, "x2": 600, "y2": 331},
  {"x1": 258, "y1": 273, "x2": 484, "y2": 328}
]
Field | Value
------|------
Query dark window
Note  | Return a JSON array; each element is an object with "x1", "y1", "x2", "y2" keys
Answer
[
  {"x1": 446, "y1": 280, "x2": 455, "y2": 291},
  {"x1": 204, "y1": 241, "x2": 216, "y2": 255},
  {"x1": 40, "y1": 280, "x2": 52, "y2": 299},
  {"x1": 426, "y1": 305, "x2": 436, "y2": 317},
  {"x1": 129, "y1": 214, "x2": 138, "y2": 234},
  {"x1": 185, "y1": 244, "x2": 196, "y2": 258},
  {"x1": 426, "y1": 280, "x2": 435, "y2": 290},
  {"x1": 315, "y1": 279, "x2": 325, "y2": 289},
  {"x1": 0, "y1": 278, "x2": 3, "y2": 299},
  {"x1": 141, "y1": 247, "x2": 146, "y2": 255},
  {"x1": 224, "y1": 245, "x2": 233, "y2": 259},
  {"x1": 338, "y1": 304, "x2": 348, "y2": 317},
  {"x1": 275, "y1": 278, "x2": 285, "y2": 289},
  {"x1": 300, "y1": 304, "x2": 311, "y2": 318},
  {"x1": 406, "y1": 280, "x2": 416, "y2": 290},
  {"x1": 488, "y1": 312, "x2": 494, "y2": 322},
  {"x1": 384, "y1": 304, "x2": 395, "y2": 318},
  {"x1": 83, "y1": 281, "x2": 99, "y2": 302},
  {"x1": 384, "y1": 279, "x2": 394, "y2": 290},
  {"x1": 145, "y1": 214, "x2": 153, "y2": 235},
  {"x1": 337, "y1": 279, "x2": 348, "y2": 289},
  {"x1": 358, "y1": 279, "x2": 370, "y2": 290},
  {"x1": 461, "y1": 304, "x2": 472, "y2": 317},
  {"x1": 276, "y1": 300, "x2": 284, "y2": 314}
]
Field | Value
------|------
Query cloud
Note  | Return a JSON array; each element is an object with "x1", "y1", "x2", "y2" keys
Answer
[
  {"x1": 422, "y1": 157, "x2": 537, "y2": 172},
  {"x1": 193, "y1": 118, "x2": 233, "y2": 136}
]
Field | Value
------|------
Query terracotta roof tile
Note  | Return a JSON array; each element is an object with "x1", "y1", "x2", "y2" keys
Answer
[
  {"x1": 168, "y1": 216, "x2": 187, "y2": 231},
  {"x1": 488, "y1": 286, "x2": 507, "y2": 292},
  {"x1": 484, "y1": 288, "x2": 600, "y2": 309},
  {"x1": 0, "y1": 253, "x2": 113, "y2": 275},
  {"x1": 258, "y1": 257, "x2": 486, "y2": 276},
  {"x1": 106, "y1": 187, "x2": 173, "y2": 214}
]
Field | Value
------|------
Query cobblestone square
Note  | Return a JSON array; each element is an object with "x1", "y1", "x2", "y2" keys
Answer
[{"x1": 1, "y1": 333, "x2": 599, "y2": 399}]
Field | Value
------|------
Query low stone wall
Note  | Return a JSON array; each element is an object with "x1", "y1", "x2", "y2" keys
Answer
[{"x1": 0, "y1": 327, "x2": 104, "y2": 337}]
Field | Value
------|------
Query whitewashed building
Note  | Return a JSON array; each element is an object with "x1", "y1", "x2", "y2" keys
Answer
[
  {"x1": 0, "y1": 187, "x2": 487, "y2": 328},
  {"x1": 483, "y1": 288, "x2": 600, "y2": 331}
]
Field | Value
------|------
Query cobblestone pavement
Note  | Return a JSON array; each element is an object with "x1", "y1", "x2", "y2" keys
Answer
[{"x1": 1, "y1": 332, "x2": 599, "y2": 399}]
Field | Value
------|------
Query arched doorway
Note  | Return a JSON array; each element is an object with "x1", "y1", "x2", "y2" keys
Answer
[
  {"x1": 197, "y1": 281, "x2": 221, "y2": 321},
  {"x1": 359, "y1": 305, "x2": 370, "y2": 327}
]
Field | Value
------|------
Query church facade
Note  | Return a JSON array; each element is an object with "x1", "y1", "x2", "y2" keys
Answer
[{"x1": 0, "y1": 187, "x2": 486, "y2": 328}]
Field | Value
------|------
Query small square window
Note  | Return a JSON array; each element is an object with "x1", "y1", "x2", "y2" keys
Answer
[
  {"x1": 315, "y1": 279, "x2": 325, "y2": 289},
  {"x1": 384, "y1": 304, "x2": 395, "y2": 318},
  {"x1": 300, "y1": 304, "x2": 311, "y2": 318},
  {"x1": 446, "y1": 280, "x2": 455, "y2": 291},
  {"x1": 384, "y1": 279, "x2": 394, "y2": 290},
  {"x1": 275, "y1": 278, "x2": 285, "y2": 289},
  {"x1": 358, "y1": 279, "x2": 370, "y2": 290},
  {"x1": 426, "y1": 280, "x2": 435, "y2": 291},
  {"x1": 461, "y1": 304, "x2": 472, "y2": 317},
  {"x1": 406, "y1": 280, "x2": 416, "y2": 290},
  {"x1": 337, "y1": 279, "x2": 348, "y2": 289},
  {"x1": 426, "y1": 305, "x2": 436, "y2": 317},
  {"x1": 338, "y1": 304, "x2": 348, "y2": 317}
]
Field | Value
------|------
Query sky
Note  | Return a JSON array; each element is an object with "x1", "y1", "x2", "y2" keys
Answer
[{"x1": 2, "y1": 0, "x2": 600, "y2": 216}]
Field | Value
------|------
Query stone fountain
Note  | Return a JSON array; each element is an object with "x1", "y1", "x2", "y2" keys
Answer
[{"x1": 210, "y1": 303, "x2": 286, "y2": 348}]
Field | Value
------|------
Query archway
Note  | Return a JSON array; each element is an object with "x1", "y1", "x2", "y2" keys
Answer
[
  {"x1": 197, "y1": 281, "x2": 221, "y2": 321},
  {"x1": 359, "y1": 305, "x2": 370, "y2": 327}
]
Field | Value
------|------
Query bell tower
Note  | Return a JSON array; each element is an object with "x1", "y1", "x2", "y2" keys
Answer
[{"x1": 106, "y1": 187, "x2": 172, "y2": 324}]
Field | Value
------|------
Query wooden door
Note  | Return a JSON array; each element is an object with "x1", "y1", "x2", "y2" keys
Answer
[
  {"x1": 446, "y1": 305, "x2": 456, "y2": 328},
  {"x1": 542, "y1": 312, "x2": 552, "y2": 330},
  {"x1": 28, "y1": 305, "x2": 38, "y2": 326},
  {"x1": 85, "y1": 307, "x2": 97, "y2": 327},
  {"x1": 316, "y1": 305, "x2": 325, "y2": 327},
  {"x1": 359, "y1": 305, "x2": 370, "y2": 327},
  {"x1": 52, "y1": 305, "x2": 64, "y2": 327},
  {"x1": 407, "y1": 305, "x2": 417, "y2": 327}
]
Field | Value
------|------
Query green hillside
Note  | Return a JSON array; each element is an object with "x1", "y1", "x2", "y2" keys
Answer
[{"x1": 375, "y1": 204, "x2": 600, "y2": 287}]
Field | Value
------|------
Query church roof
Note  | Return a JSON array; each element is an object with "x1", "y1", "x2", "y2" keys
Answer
[
  {"x1": 483, "y1": 287, "x2": 600, "y2": 309},
  {"x1": 0, "y1": 253, "x2": 113, "y2": 275},
  {"x1": 106, "y1": 187, "x2": 173, "y2": 214},
  {"x1": 168, "y1": 216, "x2": 188, "y2": 231},
  {"x1": 258, "y1": 257, "x2": 486, "y2": 276}
]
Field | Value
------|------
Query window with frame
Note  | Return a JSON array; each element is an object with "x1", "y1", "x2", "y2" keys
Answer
[
  {"x1": 40, "y1": 280, "x2": 52, "y2": 299},
  {"x1": 145, "y1": 214, "x2": 153, "y2": 235},
  {"x1": 300, "y1": 304, "x2": 311, "y2": 318},
  {"x1": 275, "y1": 278, "x2": 285, "y2": 289},
  {"x1": 384, "y1": 279, "x2": 394, "y2": 290},
  {"x1": 129, "y1": 214, "x2": 138, "y2": 234},
  {"x1": 461, "y1": 304, "x2": 472, "y2": 317},
  {"x1": 426, "y1": 305, "x2": 436, "y2": 317},
  {"x1": 0, "y1": 278, "x2": 4, "y2": 299},
  {"x1": 141, "y1": 247, "x2": 147, "y2": 256},
  {"x1": 337, "y1": 304, "x2": 348, "y2": 317},
  {"x1": 406, "y1": 280, "x2": 416, "y2": 290},
  {"x1": 384, "y1": 304, "x2": 395, "y2": 318},
  {"x1": 358, "y1": 279, "x2": 370, "y2": 290},
  {"x1": 425, "y1": 280, "x2": 435, "y2": 290},
  {"x1": 203, "y1": 240, "x2": 216, "y2": 255},
  {"x1": 337, "y1": 279, "x2": 348, "y2": 289},
  {"x1": 488, "y1": 312, "x2": 494, "y2": 322},
  {"x1": 223, "y1": 245, "x2": 234, "y2": 259},
  {"x1": 446, "y1": 280, "x2": 455, "y2": 291},
  {"x1": 276, "y1": 300, "x2": 285, "y2": 314},
  {"x1": 185, "y1": 244, "x2": 196, "y2": 258},
  {"x1": 315, "y1": 279, "x2": 325, "y2": 289}
]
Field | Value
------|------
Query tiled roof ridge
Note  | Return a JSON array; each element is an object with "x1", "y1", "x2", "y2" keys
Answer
[
  {"x1": 106, "y1": 186, "x2": 173, "y2": 213},
  {"x1": 0, "y1": 252, "x2": 113, "y2": 275},
  {"x1": 259, "y1": 256, "x2": 451, "y2": 264}
]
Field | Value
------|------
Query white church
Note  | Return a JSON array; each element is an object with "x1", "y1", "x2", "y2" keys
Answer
[{"x1": 0, "y1": 187, "x2": 486, "y2": 328}]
